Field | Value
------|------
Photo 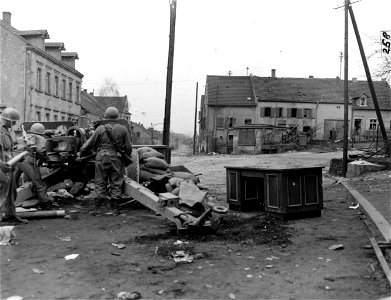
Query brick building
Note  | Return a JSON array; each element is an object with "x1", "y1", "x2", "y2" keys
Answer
[{"x1": 0, "y1": 12, "x2": 83, "y2": 127}]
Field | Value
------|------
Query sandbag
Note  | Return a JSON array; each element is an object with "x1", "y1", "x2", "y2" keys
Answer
[
  {"x1": 136, "y1": 146, "x2": 156, "y2": 156},
  {"x1": 140, "y1": 165, "x2": 169, "y2": 175},
  {"x1": 168, "y1": 177, "x2": 185, "y2": 187},
  {"x1": 144, "y1": 157, "x2": 169, "y2": 170},
  {"x1": 139, "y1": 169, "x2": 158, "y2": 182},
  {"x1": 171, "y1": 171, "x2": 199, "y2": 183},
  {"x1": 171, "y1": 187, "x2": 180, "y2": 196},
  {"x1": 140, "y1": 150, "x2": 164, "y2": 160}
]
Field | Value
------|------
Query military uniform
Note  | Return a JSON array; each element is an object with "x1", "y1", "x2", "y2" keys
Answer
[
  {"x1": 80, "y1": 121, "x2": 132, "y2": 208},
  {"x1": 14, "y1": 133, "x2": 52, "y2": 205},
  {"x1": 0, "y1": 125, "x2": 19, "y2": 219}
]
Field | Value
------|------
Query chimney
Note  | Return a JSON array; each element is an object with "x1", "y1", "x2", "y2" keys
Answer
[
  {"x1": 309, "y1": 75, "x2": 314, "y2": 78},
  {"x1": 352, "y1": 77, "x2": 357, "y2": 82},
  {"x1": 2, "y1": 12, "x2": 11, "y2": 25},
  {"x1": 271, "y1": 69, "x2": 276, "y2": 78}
]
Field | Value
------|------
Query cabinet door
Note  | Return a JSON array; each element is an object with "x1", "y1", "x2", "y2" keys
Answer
[
  {"x1": 287, "y1": 175, "x2": 302, "y2": 207},
  {"x1": 227, "y1": 171, "x2": 239, "y2": 202},
  {"x1": 304, "y1": 175, "x2": 319, "y2": 204},
  {"x1": 266, "y1": 174, "x2": 279, "y2": 209}
]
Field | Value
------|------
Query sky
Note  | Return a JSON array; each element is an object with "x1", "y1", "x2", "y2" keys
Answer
[{"x1": 1, "y1": 0, "x2": 390, "y2": 135}]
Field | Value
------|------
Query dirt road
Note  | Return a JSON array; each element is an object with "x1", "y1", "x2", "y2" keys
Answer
[{"x1": 1, "y1": 150, "x2": 390, "y2": 299}]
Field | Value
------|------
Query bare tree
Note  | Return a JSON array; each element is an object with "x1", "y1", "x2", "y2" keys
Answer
[
  {"x1": 98, "y1": 78, "x2": 120, "y2": 96},
  {"x1": 367, "y1": 34, "x2": 391, "y2": 83}
]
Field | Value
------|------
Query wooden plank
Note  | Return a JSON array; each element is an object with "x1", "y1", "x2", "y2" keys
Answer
[
  {"x1": 123, "y1": 176, "x2": 197, "y2": 229},
  {"x1": 369, "y1": 237, "x2": 391, "y2": 287},
  {"x1": 342, "y1": 182, "x2": 391, "y2": 242}
]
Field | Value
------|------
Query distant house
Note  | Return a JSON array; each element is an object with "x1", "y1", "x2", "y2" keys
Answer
[
  {"x1": 79, "y1": 90, "x2": 130, "y2": 128},
  {"x1": 0, "y1": 12, "x2": 83, "y2": 126},
  {"x1": 199, "y1": 71, "x2": 391, "y2": 154},
  {"x1": 130, "y1": 122, "x2": 153, "y2": 145}
]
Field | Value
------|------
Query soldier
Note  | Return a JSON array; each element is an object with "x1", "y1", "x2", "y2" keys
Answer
[
  {"x1": 14, "y1": 122, "x2": 53, "y2": 209},
  {"x1": 79, "y1": 107, "x2": 132, "y2": 212},
  {"x1": 0, "y1": 108, "x2": 28, "y2": 224}
]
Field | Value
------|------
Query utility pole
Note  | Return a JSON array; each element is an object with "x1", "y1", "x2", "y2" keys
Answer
[
  {"x1": 228, "y1": 70, "x2": 232, "y2": 76},
  {"x1": 193, "y1": 82, "x2": 198, "y2": 155},
  {"x1": 348, "y1": 4, "x2": 390, "y2": 156},
  {"x1": 163, "y1": 0, "x2": 177, "y2": 147},
  {"x1": 342, "y1": 0, "x2": 349, "y2": 177},
  {"x1": 339, "y1": 51, "x2": 343, "y2": 78}
]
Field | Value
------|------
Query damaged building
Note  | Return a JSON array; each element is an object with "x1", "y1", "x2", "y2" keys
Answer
[{"x1": 199, "y1": 71, "x2": 391, "y2": 154}]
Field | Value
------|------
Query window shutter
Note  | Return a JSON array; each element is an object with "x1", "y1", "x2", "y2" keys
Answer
[
  {"x1": 238, "y1": 129, "x2": 255, "y2": 146},
  {"x1": 271, "y1": 107, "x2": 276, "y2": 118},
  {"x1": 287, "y1": 108, "x2": 291, "y2": 118},
  {"x1": 297, "y1": 109, "x2": 303, "y2": 118},
  {"x1": 260, "y1": 107, "x2": 265, "y2": 117},
  {"x1": 311, "y1": 109, "x2": 315, "y2": 119}
]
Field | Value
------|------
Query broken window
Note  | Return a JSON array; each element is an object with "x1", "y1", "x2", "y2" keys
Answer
[
  {"x1": 369, "y1": 119, "x2": 378, "y2": 131},
  {"x1": 238, "y1": 129, "x2": 255, "y2": 146},
  {"x1": 303, "y1": 109, "x2": 312, "y2": 118}
]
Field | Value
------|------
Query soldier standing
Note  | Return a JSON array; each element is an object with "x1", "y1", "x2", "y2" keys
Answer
[
  {"x1": 79, "y1": 107, "x2": 132, "y2": 213},
  {"x1": 0, "y1": 108, "x2": 28, "y2": 224}
]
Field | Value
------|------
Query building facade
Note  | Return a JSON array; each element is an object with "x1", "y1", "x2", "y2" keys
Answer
[
  {"x1": 199, "y1": 72, "x2": 391, "y2": 154},
  {"x1": 0, "y1": 12, "x2": 83, "y2": 127}
]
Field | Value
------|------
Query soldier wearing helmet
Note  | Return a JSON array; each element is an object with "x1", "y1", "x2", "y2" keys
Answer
[
  {"x1": 0, "y1": 107, "x2": 28, "y2": 224},
  {"x1": 80, "y1": 106, "x2": 132, "y2": 212},
  {"x1": 14, "y1": 122, "x2": 53, "y2": 209}
]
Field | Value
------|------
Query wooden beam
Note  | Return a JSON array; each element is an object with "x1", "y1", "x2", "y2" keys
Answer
[
  {"x1": 342, "y1": 182, "x2": 391, "y2": 242},
  {"x1": 369, "y1": 237, "x2": 391, "y2": 286}
]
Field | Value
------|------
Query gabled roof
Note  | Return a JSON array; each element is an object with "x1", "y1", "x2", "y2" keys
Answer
[
  {"x1": 205, "y1": 75, "x2": 391, "y2": 110},
  {"x1": 18, "y1": 30, "x2": 50, "y2": 39},
  {"x1": 61, "y1": 52, "x2": 79, "y2": 59},
  {"x1": 94, "y1": 96, "x2": 129, "y2": 114},
  {"x1": 80, "y1": 91, "x2": 106, "y2": 116},
  {"x1": 45, "y1": 42, "x2": 66, "y2": 50},
  {"x1": 206, "y1": 75, "x2": 256, "y2": 106}
]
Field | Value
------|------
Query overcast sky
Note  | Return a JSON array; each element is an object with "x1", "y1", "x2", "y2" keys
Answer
[{"x1": 1, "y1": 0, "x2": 390, "y2": 134}]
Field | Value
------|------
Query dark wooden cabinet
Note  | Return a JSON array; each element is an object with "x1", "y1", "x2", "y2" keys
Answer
[{"x1": 225, "y1": 166, "x2": 324, "y2": 218}]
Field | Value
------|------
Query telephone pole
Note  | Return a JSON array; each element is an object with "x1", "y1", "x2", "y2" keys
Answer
[
  {"x1": 342, "y1": 0, "x2": 349, "y2": 177},
  {"x1": 163, "y1": 0, "x2": 177, "y2": 147}
]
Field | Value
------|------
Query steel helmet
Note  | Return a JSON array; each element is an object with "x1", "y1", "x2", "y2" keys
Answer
[
  {"x1": 104, "y1": 107, "x2": 119, "y2": 120},
  {"x1": 1, "y1": 107, "x2": 20, "y2": 121},
  {"x1": 29, "y1": 123, "x2": 45, "y2": 135}
]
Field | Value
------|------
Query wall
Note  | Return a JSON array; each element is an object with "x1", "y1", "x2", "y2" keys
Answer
[
  {"x1": 316, "y1": 103, "x2": 352, "y2": 140},
  {"x1": 27, "y1": 49, "x2": 81, "y2": 123},
  {"x1": 0, "y1": 23, "x2": 27, "y2": 124}
]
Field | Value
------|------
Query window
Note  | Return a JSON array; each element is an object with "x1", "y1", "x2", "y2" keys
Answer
[
  {"x1": 264, "y1": 107, "x2": 271, "y2": 117},
  {"x1": 62, "y1": 116, "x2": 65, "y2": 121},
  {"x1": 54, "y1": 114, "x2": 58, "y2": 121},
  {"x1": 36, "y1": 68, "x2": 42, "y2": 91},
  {"x1": 216, "y1": 116, "x2": 225, "y2": 129},
  {"x1": 277, "y1": 107, "x2": 284, "y2": 118},
  {"x1": 244, "y1": 118, "x2": 252, "y2": 125},
  {"x1": 136, "y1": 132, "x2": 141, "y2": 137},
  {"x1": 45, "y1": 113, "x2": 50, "y2": 121},
  {"x1": 54, "y1": 76, "x2": 59, "y2": 97},
  {"x1": 62, "y1": 79, "x2": 66, "y2": 99},
  {"x1": 228, "y1": 117, "x2": 236, "y2": 128},
  {"x1": 238, "y1": 129, "x2": 255, "y2": 146},
  {"x1": 359, "y1": 96, "x2": 367, "y2": 106},
  {"x1": 303, "y1": 108, "x2": 312, "y2": 119},
  {"x1": 45, "y1": 72, "x2": 51, "y2": 94},
  {"x1": 290, "y1": 108, "x2": 297, "y2": 118},
  {"x1": 68, "y1": 82, "x2": 73, "y2": 101},
  {"x1": 36, "y1": 111, "x2": 41, "y2": 121},
  {"x1": 76, "y1": 85, "x2": 80, "y2": 104},
  {"x1": 369, "y1": 119, "x2": 378, "y2": 130}
]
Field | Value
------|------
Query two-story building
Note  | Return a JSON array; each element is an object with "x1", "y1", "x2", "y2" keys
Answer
[
  {"x1": 199, "y1": 71, "x2": 391, "y2": 154},
  {"x1": 0, "y1": 11, "x2": 83, "y2": 127}
]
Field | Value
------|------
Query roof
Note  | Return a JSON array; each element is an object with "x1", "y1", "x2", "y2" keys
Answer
[
  {"x1": 61, "y1": 52, "x2": 79, "y2": 59},
  {"x1": 94, "y1": 96, "x2": 129, "y2": 114},
  {"x1": 18, "y1": 30, "x2": 50, "y2": 39},
  {"x1": 206, "y1": 75, "x2": 391, "y2": 110},
  {"x1": 45, "y1": 42, "x2": 66, "y2": 50},
  {"x1": 80, "y1": 91, "x2": 106, "y2": 116},
  {"x1": 206, "y1": 75, "x2": 256, "y2": 106}
]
